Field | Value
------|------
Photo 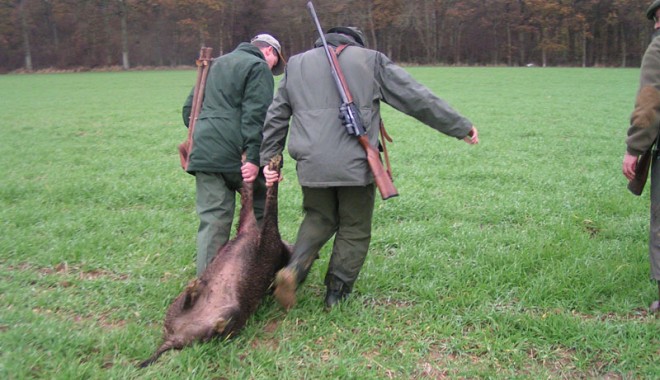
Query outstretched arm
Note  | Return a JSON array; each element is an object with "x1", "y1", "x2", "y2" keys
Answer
[
  {"x1": 463, "y1": 126, "x2": 479, "y2": 145},
  {"x1": 375, "y1": 52, "x2": 473, "y2": 139}
]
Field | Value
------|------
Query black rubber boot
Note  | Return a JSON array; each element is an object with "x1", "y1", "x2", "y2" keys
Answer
[{"x1": 324, "y1": 276, "x2": 350, "y2": 310}]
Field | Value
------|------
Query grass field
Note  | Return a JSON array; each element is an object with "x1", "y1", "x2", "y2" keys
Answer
[{"x1": 1, "y1": 66, "x2": 658, "y2": 379}]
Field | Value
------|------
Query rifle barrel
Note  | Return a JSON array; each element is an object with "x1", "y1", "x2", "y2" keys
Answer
[
  {"x1": 306, "y1": 1, "x2": 398, "y2": 200},
  {"x1": 306, "y1": 2, "x2": 349, "y2": 104}
]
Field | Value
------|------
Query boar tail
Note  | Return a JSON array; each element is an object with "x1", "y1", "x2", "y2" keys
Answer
[{"x1": 138, "y1": 339, "x2": 176, "y2": 368}]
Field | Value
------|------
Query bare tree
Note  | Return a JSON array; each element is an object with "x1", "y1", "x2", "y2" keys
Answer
[
  {"x1": 19, "y1": 0, "x2": 32, "y2": 70},
  {"x1": 117, "y1": 0, "x2": 129, "y2": 69},
  {"x1": 0, "y1": 0, "x2": 655, "y2": 71}
]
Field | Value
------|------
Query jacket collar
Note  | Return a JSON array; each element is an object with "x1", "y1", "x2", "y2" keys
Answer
[{"x1": 235, "y1": 42, "x2": 266, "y2": 61}]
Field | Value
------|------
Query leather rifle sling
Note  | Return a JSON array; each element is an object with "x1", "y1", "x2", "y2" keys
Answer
[{"x1": 335, "y1": 44, "x2": 394, "y2": 180}]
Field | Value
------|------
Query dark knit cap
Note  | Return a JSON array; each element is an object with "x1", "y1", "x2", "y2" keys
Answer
[
  {"x1": 327, "y1": 26, "x2": 365, "y2": 47},
  {"x1": 647, "y1": 0, "x2": 660, "y2": 20}
]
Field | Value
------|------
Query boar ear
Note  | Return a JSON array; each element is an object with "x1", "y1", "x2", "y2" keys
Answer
[
  {"x1": 214, "y1": 317, "x2": 230, "y2": 334},
  {"x1": 182, "y1": 279, "x2": 202, "y2": 309}
]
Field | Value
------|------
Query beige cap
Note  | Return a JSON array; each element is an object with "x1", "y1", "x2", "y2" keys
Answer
[{"x1": 251, "y1": 34, "x2": 286, "y2": 75}]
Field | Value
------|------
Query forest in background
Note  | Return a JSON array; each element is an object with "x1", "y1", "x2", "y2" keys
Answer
[{"x1": 0, "y1": 0, "x2": 654, "y2": 72}]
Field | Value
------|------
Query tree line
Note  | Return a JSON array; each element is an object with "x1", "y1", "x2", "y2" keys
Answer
[{"x1": 0, "y1": 0, "x2": 654, "y2": 73}]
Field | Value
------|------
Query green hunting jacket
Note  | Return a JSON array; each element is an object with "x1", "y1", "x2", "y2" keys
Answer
[
  {"x1": 183, "y1": 43, "x2": 274, "y2": 174},
  {"x1": 627, "y1": 30, "x2": 660, "y2": 156},
  {"x1": 260, "y1": 33, "x2": 473, "y2": 187}
]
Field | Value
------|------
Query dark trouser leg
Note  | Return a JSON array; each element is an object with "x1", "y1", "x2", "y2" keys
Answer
[
  {"x1": 273, "y1": 187, "x2": 338, "y2": 310},
  {"x1": 195, "y1": 171, "x2": 265, "y2": 276},
  {"x1": 285, "y1": 187, "x2": 340, "y2": 283},
  {"x1": 324, "y1": 184, "x2": 375, "y2": 309},
  {"x1": 650, "y1": 154, "x2": 660, "y2": 312},
  {"x1": 324, "y1": 185, "x2": 375, "y2": 294},
  {"x1": 195, "y1": 172, "x2": 236, "y2": 276},
  {"x1": 650, "y1": 154, "x2": 660, "y2": 281}
]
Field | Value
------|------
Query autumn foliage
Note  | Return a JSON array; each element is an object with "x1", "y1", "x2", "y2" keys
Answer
[{"x1": 0, "y1": 0, "x2": 652, "y2": 72}]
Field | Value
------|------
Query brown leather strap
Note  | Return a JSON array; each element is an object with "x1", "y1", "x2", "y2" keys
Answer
[
  {"x1": 335, "y1": 44, "x2": 394, "y2": 181},
  {"x1": 379, "y1": 120, "x2": 394, "y2": 180},
  {"x1": 335, "y1": 44, "x2": 349, "y2": 56}
]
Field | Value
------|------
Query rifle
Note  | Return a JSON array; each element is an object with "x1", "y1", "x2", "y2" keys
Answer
[
  {"x1": 306, "y1": 1, "x2": 398, "y2": 200},
  {"x1": 179, "y1": 47, "x2": 214, "y2": 170},
  {"x1": 628, "y1": 147, "x2": 654, "y2": 196}
]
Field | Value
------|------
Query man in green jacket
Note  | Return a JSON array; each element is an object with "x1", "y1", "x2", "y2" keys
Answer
[
  {"x1": 622, "y1": 0, "x2": 660, "y2": 313},
  {"x1": 183, "y1": 34, "x2": 285, "y2": 276},
  {"x1": 260, "y1": 27, "x2": 478, "y2": 310}
]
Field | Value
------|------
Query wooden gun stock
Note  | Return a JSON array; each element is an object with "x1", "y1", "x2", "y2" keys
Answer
[
  {"x1": 628, "y1": 148, "x2": 653, "y2": 196},
  {"x1": 358, "y1": 136, "x2": 398, "y2": 200},
  {"x1": 179, "y1": 47, "x2": 213, "y2": 170}
]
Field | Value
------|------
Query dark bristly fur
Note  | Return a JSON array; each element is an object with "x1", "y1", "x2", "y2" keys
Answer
[{"x1": 139, "y1": 156, "x2": 290, "y2": 367}]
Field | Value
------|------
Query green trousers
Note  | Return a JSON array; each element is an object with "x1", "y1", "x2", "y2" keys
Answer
[
  {"x1": 290, "y1": 184, "x2": 375, "y2": 290},
  {"x1": 195, "y1": 171, "x2": 266, "y2": 276},
  {"x1": 650, "y1": 153, "x2": 660, "y2": 280}
]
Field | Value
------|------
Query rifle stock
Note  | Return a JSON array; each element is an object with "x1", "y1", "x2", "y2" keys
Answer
[
  {"x1": 358, "y1": 136, "x2": 398, "y2": 199},
  {"x1": 179, "y1": 47, "x2": 213, "y2": 170},
  {"x1": 307, "y1": 1, "x2": 398, "y2": 200},
  {"x1": 628, "y1": 148, "x2": 653, "y2": 196}
]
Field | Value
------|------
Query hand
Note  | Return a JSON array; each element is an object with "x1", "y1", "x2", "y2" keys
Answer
[
  {"x1": 263, "y1": 164, "x2": 283, "y2": 187},
  {"x1": 622, "y1": 152, "x2": 638, "y2": 181},
  {"x1": 241, "y1": 162, "x2": 259, "y2": 183},
  {"x1": 463, "y1": 126, "x2": 479, "y2": 145}
]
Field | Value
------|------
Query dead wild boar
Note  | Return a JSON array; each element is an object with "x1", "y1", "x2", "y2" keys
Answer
[{"x1": 139, "y1": 156, "x2": 290, "y2": 367}]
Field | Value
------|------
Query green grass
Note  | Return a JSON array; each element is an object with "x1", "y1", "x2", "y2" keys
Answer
[{"x1": 1, "y1": 67, "x2": 658, "y2": 379}]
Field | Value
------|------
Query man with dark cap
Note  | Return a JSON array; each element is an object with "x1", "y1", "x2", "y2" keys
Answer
[
  {"x1": 183, "y1": 34, "x2": 285, "y2": 276},
  {"x1": 622, "y1": 1, "x2": 660, "y2": 313},
  {"x1": 260, "y1": 26, "x2": 478, "y2": 310}
]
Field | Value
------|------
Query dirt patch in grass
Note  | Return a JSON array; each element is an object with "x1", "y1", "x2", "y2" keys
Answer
[
  {"x1": 248, "y1": 319, "x2": 281, "y2": 352},
  {"x1": 9, "y1": 262, "x2": 129, "y2": 282},
  {"x1": 569, "y1": 308, "x2": 653, "y2": 322},
  {"x1": 30, "y1": 306, "x2": 129, "y2": 330},
  {"x1": 363, "y1": 296, "x2": 416, "y2": 308},
  {"x1": 492, "y1": 301, "x2": 654, "y2": 322},
  {"x1": 8, "y1": 262, "x2": 133, "y2": 331}
]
